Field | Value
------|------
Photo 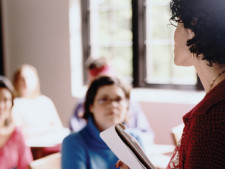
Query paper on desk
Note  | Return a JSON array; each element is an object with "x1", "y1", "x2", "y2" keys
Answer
[{"x1": 100, "y1": 124, "x2": 147, "y2": 169}]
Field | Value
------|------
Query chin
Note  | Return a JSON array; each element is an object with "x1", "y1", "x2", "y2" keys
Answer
[
  {"x1": 174, "y1": 58, "x2": 183, "y2": 66},
  {"x1": 108, "y1": 118, "x2": 119, "y2": 127},
  {"x1": 174, "y1": 57, "x2": 193, "y2": 67}
]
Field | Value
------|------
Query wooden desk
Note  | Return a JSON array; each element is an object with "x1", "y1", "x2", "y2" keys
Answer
[{"x1": 31, "y1": 144, "x2": 61, "y2": 160}]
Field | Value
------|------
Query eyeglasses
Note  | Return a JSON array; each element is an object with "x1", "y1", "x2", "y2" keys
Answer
[{"x1": 97, "y1": 97, "x2": 127, "y2": 105}]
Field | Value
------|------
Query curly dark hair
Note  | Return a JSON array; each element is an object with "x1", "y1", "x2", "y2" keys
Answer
[
  {"x1": 83, "y1": 76, "x2": 131, "y2": 120},
  {"x1": 170, "y1": 0, "x2": 225, "y2": 66}
]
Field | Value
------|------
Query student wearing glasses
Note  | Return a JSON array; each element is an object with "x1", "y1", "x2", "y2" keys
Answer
[
  {"x1": 70, "y1": 57, "x2": 155, "y2": 146},
  {"x1": 61, "y1": 76, "x2": 144, "y2": 169}
]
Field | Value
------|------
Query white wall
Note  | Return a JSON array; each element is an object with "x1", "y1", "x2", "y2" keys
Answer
[
  {"x1": 1, "y1": 0, "x2": 77, "y2": 126},
  {"x1": 1, "y1": 0, "x2": 205, "y2": 145}
]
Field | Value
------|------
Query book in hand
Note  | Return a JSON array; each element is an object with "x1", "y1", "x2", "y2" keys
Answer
[{"x1": 100, "y1": 123, "x2": 156, "y2": 169}]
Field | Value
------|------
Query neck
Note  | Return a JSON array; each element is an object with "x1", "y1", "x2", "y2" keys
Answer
[
  {"x1": 194, "y1": 59, "x2": 225, "y2": 93},
  {"x1": 0, "y1": 123, "x2": 15, "y2": 135}
]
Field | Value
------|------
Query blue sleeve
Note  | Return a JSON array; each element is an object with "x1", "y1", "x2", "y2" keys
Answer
[{"x1": 61, "y1": 135, "x2": 88, "y2": 169}]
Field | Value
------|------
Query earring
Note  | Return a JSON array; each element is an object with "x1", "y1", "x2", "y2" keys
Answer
[{"x1": 192, "y1": 53, "x2": 194, "y2": 59}]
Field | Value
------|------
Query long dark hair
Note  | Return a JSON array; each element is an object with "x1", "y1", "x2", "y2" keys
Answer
[{"x1": 83, "y1": 76, "x2": 131, "y2": 120}]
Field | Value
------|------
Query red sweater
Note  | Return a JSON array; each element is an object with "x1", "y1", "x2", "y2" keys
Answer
[
  {"x1": 167, "y1": 79, "x2": 225, "y2": 169},
  {"x1": 0, "y1": 127, "x2": 33, "y2": 169}
]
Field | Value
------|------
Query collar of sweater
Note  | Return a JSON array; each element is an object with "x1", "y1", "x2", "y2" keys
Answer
[{"x1": 83, "y1": 117, "x2": 109, "y2": 149}]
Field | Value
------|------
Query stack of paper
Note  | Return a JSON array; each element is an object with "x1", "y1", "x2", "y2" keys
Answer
[{"x1": 100, "y1": 123, "x2": 156, "y2": 169}]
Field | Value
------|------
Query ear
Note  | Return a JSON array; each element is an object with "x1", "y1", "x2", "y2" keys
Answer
[{"x1": 186, "y1": 28, "x2": 195, "y2": 39}]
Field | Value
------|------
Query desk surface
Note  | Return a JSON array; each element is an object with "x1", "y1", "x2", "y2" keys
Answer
[
  {"x1": 26, "y1": 127, "x2": 70, "y2": 160},
  {"x1": 26, "y1": 127, "x2": 70, "y2": 147},
  {"x1": 146, "y1": 144, "x2": 175, "y2": 156},
  {"x1": 146, "y1": 144, "x2": 175, "y2": 169},
  {"x1": 27, "y1": 128, "x2": 175, "y2": 168}
]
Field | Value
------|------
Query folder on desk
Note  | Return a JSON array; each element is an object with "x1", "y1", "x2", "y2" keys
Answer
[{"x1": 100, "y1": 123, "x2": 156, "y2": 169}]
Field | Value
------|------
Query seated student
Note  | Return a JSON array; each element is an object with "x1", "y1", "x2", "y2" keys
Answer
[
  {"x1": 12, "y1": 64, "x2": 67, "y2": 158},
  {"x1": 12, "y1": 64, "x2": 63, "y2": 139},
  {"x1": 62, "y1": 76, "x2": 145, "y2": 169},
  {"x1": 70, "y1": 57, "x2": 155, "y2": 145},
  {"x1": 0, "y1": 76, "x2": 33, "y2": 169}
]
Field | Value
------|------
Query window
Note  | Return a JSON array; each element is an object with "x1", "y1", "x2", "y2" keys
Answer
[
  {"x1": 81, "y1": 0, "x2": 133, "y2": 83},
  {"x1": 81, "y1": 0, "x2": 203, "y2": 90}
]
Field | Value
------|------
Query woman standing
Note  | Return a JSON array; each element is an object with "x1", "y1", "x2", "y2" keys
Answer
[
  {"x1": 0, "y1": 76, "x2": 33, "y2": 169},
  {"x1": 117, "y1": 0, "x2": 225, "y2": 168}
]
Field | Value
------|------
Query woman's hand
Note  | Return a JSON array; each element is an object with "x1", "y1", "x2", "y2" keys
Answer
[{"x1": 115, "y1": 160, "x2": 130, "y2": 169}]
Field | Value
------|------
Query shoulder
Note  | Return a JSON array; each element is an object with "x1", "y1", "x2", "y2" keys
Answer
[
  {"x1": 13, "y1": 98, "x2": 27, "y2": 107},
  {"x1": 209, "y1": 99, "x2": 225, "y2": 113},
  {"x1": 191, "y1": 96, "x2": 225, "y2": 122},
  {"x1": 202, "y1": 100, "x2": 225, "y2": 123},
  {"x1": 188, "y1": 100, "x2": 225, "y2": 138},
  {"x1": 62, "y1": 131, "x2": 85, "y2": 149},
  {"x1": 12, "y1": 127, "x2": 24, "y2": 138},
  {"x1": 10, "y1": 127, "x2": 26, "y2": 144},
  {"x1": 63, "y1": 132, "x2": 80, "y2": 143},
  {"x1": 38, "y1": 95, "x2": 53, "y2": 102},
  {"x1": 36, "y1": 95, "x2": 56, "y2": 107},
  {"x1": 61, "y1": 131, "x2": 88, "y2": 168},
  {"x1": 62, "y1": 131, "x2": 88, "y2": 159}
]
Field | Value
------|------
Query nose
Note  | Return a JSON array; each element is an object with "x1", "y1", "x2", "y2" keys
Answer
[{"x1": 108, "y1": 100, "x2": 120, "y2": 108}]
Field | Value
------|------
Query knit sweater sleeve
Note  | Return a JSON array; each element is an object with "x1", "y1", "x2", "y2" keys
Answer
[{"x1": 184, "y1": 103, "x2": 225, "y2": 168}]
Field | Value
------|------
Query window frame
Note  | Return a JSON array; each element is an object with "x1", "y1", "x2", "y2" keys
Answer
[
  {"x1": 81, "y1": 0, "x2": 90, "y2": 84},
  {"x1": 81, "y1": 0, "x2": 203, "y2": 91}
]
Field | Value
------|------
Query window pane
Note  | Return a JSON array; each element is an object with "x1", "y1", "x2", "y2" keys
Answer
[
  {"x1": 98, "y1": 47, "x2": 132, "y2": 81},
  {"x1": 97, "y1": 11, "x2": 132, "y2": 42},
  {"x1": 145, "y1": 0, "x2": 197, "y2": 85},
  {"x1": 89, "y1": 0, "x2": 132, "y2": 82},
  {"x1": 146, "y1": 44, "x2": 173, "y2": 83},
  {"x1": 146, "y1": 44, "x2": 196, "y2": 84}
]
